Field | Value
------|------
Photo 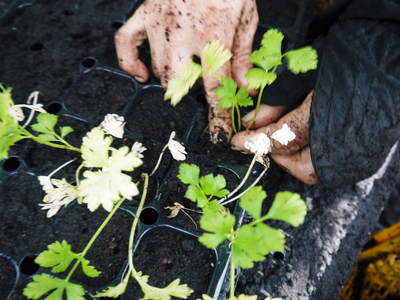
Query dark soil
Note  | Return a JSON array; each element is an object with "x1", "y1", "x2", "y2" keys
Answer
[
  {"x1": 1, "y1": 0, "x2": 399, "y2": 299},
  {"x1": 125, "y1": 227, "x2": 216, "y2": 300}
]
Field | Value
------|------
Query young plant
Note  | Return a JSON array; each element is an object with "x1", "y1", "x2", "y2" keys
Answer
[
  {"x1": 0, "y1": 84, "x2": 79, "y2": 159},
  {"x1": 177, "y1": 163, "x2": 307, "y2": 299},
  {"x1": 216, "y1": 78, "x2": 253, "y2": 132},
  {"x1": 245, "y1": 29, "x2": 318, "y2": 127}
]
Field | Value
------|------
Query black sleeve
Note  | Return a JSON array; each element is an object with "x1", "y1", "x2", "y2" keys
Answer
[{"x1": 309, "y1": 17, "x2": 400, "y2": 186}]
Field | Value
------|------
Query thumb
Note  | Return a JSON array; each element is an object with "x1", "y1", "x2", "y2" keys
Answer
[
  {"x1": 115, "y1": 6, "x2": 149, "y2": 82},
  {"x1": 231, "y1": 0, "x2": 259, "y2": 87}
]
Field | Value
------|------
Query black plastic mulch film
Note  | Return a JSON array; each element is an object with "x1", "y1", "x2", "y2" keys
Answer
[{"x1": 0, "y1": 0, "x2": 311, "y2": 299}]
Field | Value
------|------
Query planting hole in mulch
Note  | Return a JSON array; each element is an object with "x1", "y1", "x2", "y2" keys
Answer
[
  {"x1": 140, "y1": 207, "x2": 159, "y2": 225},
  {"x1": 2, "y1": 156, "x2": 21, "y2": 172},
  {"x1": 19, "y1": 255, "x2": 39, "y2": 275}
]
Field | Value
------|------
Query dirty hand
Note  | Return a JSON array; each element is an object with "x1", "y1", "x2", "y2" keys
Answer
[
  {"x1": 231, "y1": 91, "x2": 319, "y2": 184},
  {"x1": 115, "y1": 0, "x2": 259, "y2": 142}
]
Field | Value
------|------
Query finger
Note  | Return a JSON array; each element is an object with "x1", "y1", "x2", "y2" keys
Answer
[
  {"x1": 230, "y1": 124, "x2": 278, "y2": 153},
  {"x1": 201, "y1": 54, "x2": 233, "y2": 143},
  {"x1": 271, "y1": 147, "x2": 319, "y2": 184},
  {"x1": 242, "y1": 104, "x2": 287, "y2": 129},
  {"x1": 231, "y1": 0, "x2": 259, "y2": 87},
  {"x1": 115, "y1": 6, "x2": 149, "y2": 82},
  {"x1": 159, "y1": 47, "x2": 194, "y2": 89}
]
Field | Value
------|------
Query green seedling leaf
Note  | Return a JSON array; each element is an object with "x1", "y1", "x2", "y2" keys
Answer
[
  {"x1": 164, "y1": 60, "x2": 202, "y2": 106},
  {"x1": 81, "y1": 257, "x2": 101, "y2": 278},
  {"x1": 0, "y1": 126, "x2": 24, "y2": 160},
  {"x1": 0, "y1": 84, "x2": 16, "y2": 123},
  {"x1": 81, "y1": 127, "x2": 112, "y2": 168},
  {"x1": 79, "y1": 169, "x2": 139, "y2": 212},
  {"x1": 232, "y1": 223, "x2": 284, "y2": 269},
  {"x1": 216, "y1": 78, "x2": 253, "y2": 109},
  {"x1": 184, "y1": 184, "x2": 208, "y2": 207},
  {"x1": 35, "y1": 241, "x2": 75, "y2": 273},
  {"x1": 250, "y1": 29, "x2": 284, "y2": 72},
  {"x1": 261, "y1": 28, "x2": 284, "y2": 54},
  {"x1": 265, "y1": 191, "x2": 307, "y2": 227},
  {"x1": 178, "y1": 163, "x2": 200, "y2": 185},
  {"x1": 31, "y1": 113, "x2": 58, "y2": 134},
  {"x1": 60, "y1": 126, "x2": 74, "y2": 138},
  {"x1": 199, "y1": 174, "x2": 229, "y2": 198},
  {"x1": 284, "y1": 46, "x2": 318, "y2": 74},
  {"x1": 236, "y1": 87, "x2": 253, "y2": 107},
  {"x1": 199, "y1": 201, "x2": 235, "y2": 249},
  {"x1": 36, "y1": 133, "x2": 58, "y2": 143},
  {"x1": 239, "y1": 186, "x2": 267, "y2": 219},
  {"x1": 137, "y1": 272, "x2": 193, "y2": 300},
  {"x1": 245, "y1": 68, "x2": 277, "y2": 90},
  {"x1": 23, "y1": 274, "x2": 85, "y2": 300},
  {"x1": 202, "y1": 40, "x2": 232, "y2": 75},
  {"x1": 216, "y1": 77, "x2": 237, "y2": 108}
]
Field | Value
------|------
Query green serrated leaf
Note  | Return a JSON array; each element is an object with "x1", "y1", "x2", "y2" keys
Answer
[
  {"x1": 239, "y1": 186, "x2": 267, "y2": 220},
  {"x1": 184, "y1": 184, "x2": 208, "y2": 207},
  {"x1": 80, "y1": 257, "x2": 101, "y2": 278},
  {"x1": 0, "y1": 125, "x2": 24, "y2": 160},
  {"x1": 236, "y1": 87, "x2": 253, "y2": 107},
  {"x1": 35, "y1": 241, "x2": 75, "y2": 273},
  {"x1": 37, "y1": 133, "x2": 58, "y2": 143},
  {"x1": 31, "y1": 113, "x2": 58, "y2": 134},
  {"x1": 199, "y1": 174, "x2": 229, "y2": 198},
  {"x1": 202, "y1": 40, "x2": 232, "y2": 75},
  {"x1": 81, "y1": 127, "x2": 112, "y2": 168},
  {"x1": 232, "y1": 223, "x2": 284, "y2": 269},
  {"x1": 199, "y1": 201, "x2": 235, "y2": 249},
  {"x1": 265, "y1": 191, "x2": 307, "y2": 227},
  {"x1": 60, "y1": 126, "x2": 74, "y2": 138},
  {"x1": 284, "y1": 46, "x2": 318, "y2": 74},
  {"x1": 164, "y1": 60, "x2": 202, "y2": 106},
  {"x1": 261, "y1": 29, "x2": 284, "y2": 54},
  {"x1": 250, "y1": 48, "x2": 282, "y2": 72},
  {"x1": 0, "y1": 84, "x2": 16, "y2": 123},
  {"x1": 23, "y1": 274, "x2": 85, "y2": 300},
  {"x1": 245, "y1": 68, "x2": 277, "y2": 90},
  {"x1": 178, "y1": 163, "x2": 200, "y2": 185},
  {"x1": 216, "y1": 77, "x2": 237, "y2": 109}
]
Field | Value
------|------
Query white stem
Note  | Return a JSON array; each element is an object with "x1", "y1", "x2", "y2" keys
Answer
[
  {"x1": 220, "y1": 166, "x2": 268, "y2": 206},
  {"x1": 218, "y1": 154, "x2": 258, "y2": 204},
  {"x1": 48, "y1": 159, "x2": 76, "y2": 178},
  {"x1": 150, "y1": 144, "x2": 168, "y2": 176},
  {"x1": 22, "y1": 92, "x2": 44, "y2": 128}
]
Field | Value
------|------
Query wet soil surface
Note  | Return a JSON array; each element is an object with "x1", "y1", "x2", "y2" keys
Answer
[{"x1": 1, "y1": 0, "x2": 399, "y2": 300}]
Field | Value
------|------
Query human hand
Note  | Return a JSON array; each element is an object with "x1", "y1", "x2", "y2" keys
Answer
[
  {"x1": 231, "y1": 91, "x2": 319, "y2": 184},
  {"x1": 115, "y1": 0, "x2": 259, "y2": 142}
]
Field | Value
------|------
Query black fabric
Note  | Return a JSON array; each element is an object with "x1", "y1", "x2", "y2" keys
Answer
[{"x1": 310, "y1": 18, "x2": 400, "y2": 185}]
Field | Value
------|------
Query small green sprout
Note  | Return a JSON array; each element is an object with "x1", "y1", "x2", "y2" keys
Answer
[
  {"x1": 216, "y1": 77, "x2": 253, "y2": 132},
  {"x1": 0, "y1": 84, "x2": 79, "y2": 159},
  {"x1": 178, "y1": 163, "x2": 230, "y2": 208}
]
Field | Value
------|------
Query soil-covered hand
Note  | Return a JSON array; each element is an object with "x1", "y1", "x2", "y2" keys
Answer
[
  {"x1": 231, "y1": 91, "x2": 319, "y2": 184},
  {"x1": 115, "y1": 0, "x2": 258, "y2": 142}
]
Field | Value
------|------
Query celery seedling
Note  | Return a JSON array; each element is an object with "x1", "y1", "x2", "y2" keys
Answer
[
  {"x1": 246, "y1": 29, "x2": 318, "y2": 127},
  {"x1": 216, "y1": 77, "x2": 253, "y2": 132},
  {"x1": 0, "y1": 84, "x2": 79, "y2": 159}
]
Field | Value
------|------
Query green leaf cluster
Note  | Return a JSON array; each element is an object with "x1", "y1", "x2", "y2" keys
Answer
[
  {"x1": 24, "y1": 240, "x2": 100, "y2": 300},
  {"x1": 177, "y1": 163, "x2": 229, "y2": 208},
  {"x1": 34, "y1": 240, "x2": 101, "y2": 277},
  {"x1": 196, "y1": 185, "x2": 307, "y2": 270},
  {"x1": 31, "y1": 113, "x2": 74, "y2": 143}
]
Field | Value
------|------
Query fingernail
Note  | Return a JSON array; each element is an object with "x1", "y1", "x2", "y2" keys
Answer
[{"x1": 135, "y1": 76, "x2": 144, "y2": 82}]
